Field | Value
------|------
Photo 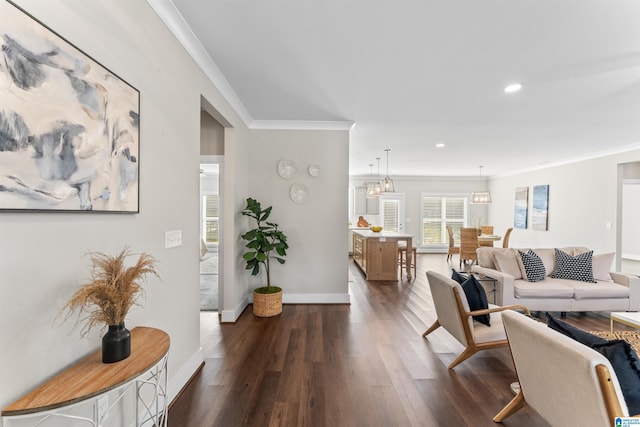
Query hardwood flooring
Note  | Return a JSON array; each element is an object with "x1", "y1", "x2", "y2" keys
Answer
[{"x1": 168, "y1": 254, "x2": 617, "y2": 426}]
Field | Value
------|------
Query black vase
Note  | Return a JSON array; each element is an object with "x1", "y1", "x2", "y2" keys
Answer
[{"x1": 102, "y1": 323, "x2": 131, "y2": 363}]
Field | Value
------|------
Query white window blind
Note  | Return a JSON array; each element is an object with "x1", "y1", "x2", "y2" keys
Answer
[
  {"x1": 203, "y1": 194, "x2": 219, "y2": 243},
  {"x1": 422, "y1": 195, "x2": 467, "y2": 246},
  {"x1": 382, "y1": 199, "x2": 400, "y2": 232}
]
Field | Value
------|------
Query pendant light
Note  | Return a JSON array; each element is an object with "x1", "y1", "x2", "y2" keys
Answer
[
  {"x1": 366, "y1": 164, "x2": 377, "y2": 198},
  {"x1": 380, "y1": 148, "x2": 395, "y2": 193},
  {"x1": 470, "y1": 165, "x2": 492, "y2": 204},
  {"x1": 366, "y1": 157, "x2": 382, "y2": 197}
]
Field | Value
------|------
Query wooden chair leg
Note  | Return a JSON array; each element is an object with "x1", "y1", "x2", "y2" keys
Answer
[
  {"x1": 448, "y1": 347, "x2": 477, "y2": 369},
  {"x1": 422, "y1": 320, "x2": 440, "y2": 337},
  {"x1": 493, "y1": 391, "x2": 526, "y2": 422}
]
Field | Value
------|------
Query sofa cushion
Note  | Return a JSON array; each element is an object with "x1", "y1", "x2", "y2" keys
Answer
[
  {"x1": 493, "y1": 249, "x2": 522, "y2": 279},
  {"x1": 591, "y1": 340, "x2": 640, "y2": 415},
  {"x1": 517, "y1": 249, "x2": 546, "y2": 282},
  {"x1": 551, "y1": 249, "x2": 597, "y2": 283},
  {"x1": 478, "y1": 247, "x2": 515, "y2": 269},
  {"x1": 570, "y1": 280, "x2": 630, "y2": 299},
  {"x1": 460, "y1": 275, "x2": 491, "y2": 326},
  {"x1": 534, "y1": 248, "x2": 556, "y2": 276},
  {"x1": 546, "y1": 313, "x2": 608, "y2": 347},
  {"x1": 514, "y1": 279, "x2": 575, "y2": 299},
  {"x1": 592, "y1": 252, "x2": 615, "y2": 282}
]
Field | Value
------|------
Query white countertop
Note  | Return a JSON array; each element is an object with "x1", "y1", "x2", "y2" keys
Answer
[{"x1": 352, "y1": 229, "x2": 413, "y2": 238}]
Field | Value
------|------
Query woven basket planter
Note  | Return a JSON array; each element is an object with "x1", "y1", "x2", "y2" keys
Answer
[{"x1": 253, "y1": 287, "x2": 282, "y2": 317}]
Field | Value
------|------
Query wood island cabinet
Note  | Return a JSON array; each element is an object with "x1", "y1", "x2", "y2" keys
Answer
[{"x1": 353, "y1": 231, "x2": 400, "y2": 281}]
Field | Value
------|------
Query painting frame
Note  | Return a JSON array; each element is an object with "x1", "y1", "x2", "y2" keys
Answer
[
  {"x1": 0, "y1": 0, "x2": 140, "y2": 213},
  {"x1": 514, "y1": 187, "x2": 528, "y2": 229},
  {"x1": 532, "y1": 185, "x2": 550, "y2": 231}
]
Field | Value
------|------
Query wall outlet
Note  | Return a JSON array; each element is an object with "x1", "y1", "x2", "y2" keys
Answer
[
  {"x1": 97, "y1": 395, "x2": 109, "y2": 420},
  {"x1": 165, "y1": 230, "x2": 182, "y2": 248}
]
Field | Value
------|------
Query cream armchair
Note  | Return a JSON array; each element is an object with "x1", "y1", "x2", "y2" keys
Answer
[
  {"x1": 422, "y1": 271, "x2": 530, "y2": 369},
  {"x1": 495, "y1": 310, "x2": 629, "y2": 425}
]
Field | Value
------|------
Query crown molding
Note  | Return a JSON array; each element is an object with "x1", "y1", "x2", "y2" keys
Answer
[
  {"x1": 250, "y1": 120, "x2": 355, "y2": 131},
  {"x1": 146, "y1": 0, "x2": 357, "y2": 134},
  {"x1": 146, "y1": 0, "x2": 253, "y2": 126}
]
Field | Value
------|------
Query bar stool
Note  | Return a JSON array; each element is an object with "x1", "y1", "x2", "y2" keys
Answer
[{"x1": 398, "y1": 245, "x2": 417, "y2": 279}]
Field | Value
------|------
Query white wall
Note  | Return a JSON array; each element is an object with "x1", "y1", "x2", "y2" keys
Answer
[
  {"x1": 246, "y1": 130, "x2": 350, "y2": 302},
  {"x1": 0, "y1": 0, "x2": 251, "y2": 422},
  {"x1": 488, "y1": 150, "x2": 640, "y2": 253}
]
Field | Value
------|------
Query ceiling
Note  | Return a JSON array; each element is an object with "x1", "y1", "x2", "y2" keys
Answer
[{"x1": 153, "y1": 0, "x2": 640, "y2": 178}]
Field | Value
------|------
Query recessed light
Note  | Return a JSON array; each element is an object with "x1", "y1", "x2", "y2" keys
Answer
[
  {"x1": 504, "y1": 83, "x2": 523, "y2": 93},
  {"x1": 435, "y1": 142, "x2": 445, "y2": 148}
]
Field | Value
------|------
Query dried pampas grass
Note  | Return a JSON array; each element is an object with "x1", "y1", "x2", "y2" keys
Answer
[{"x1": 60, "y1": 247, "x2": 159, "y2": 336}]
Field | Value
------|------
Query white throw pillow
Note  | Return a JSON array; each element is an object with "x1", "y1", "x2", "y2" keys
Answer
[
  {"x1": 493, "y1": 249, "x2": 522, "y2": 279},
  {"x1": 592, "y1": 252, "x2": 615, "y2": 281}
]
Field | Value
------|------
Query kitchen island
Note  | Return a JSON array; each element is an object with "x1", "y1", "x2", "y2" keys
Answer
[{"x1": 352, "y1": 230, "x2": 414, "y2": 281}]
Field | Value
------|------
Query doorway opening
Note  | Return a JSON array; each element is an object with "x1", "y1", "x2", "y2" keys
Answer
[{"x1": 200, "y1": 163, "x2": 219, "y2": 311}]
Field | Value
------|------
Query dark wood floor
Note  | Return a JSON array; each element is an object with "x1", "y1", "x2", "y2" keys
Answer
[{"x1": 168, "y1": 254, "x2": 616, "y2": 427}]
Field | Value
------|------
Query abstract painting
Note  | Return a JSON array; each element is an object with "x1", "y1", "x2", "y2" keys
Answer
[
  {"x1": 532, "y1": 185, "x2": 549, "y2": 231},
  {"x1": 0, "y1": 1, "x2": 139, "y2": 212},
  {"x1": 514, "y1": 187, "x2": 528, "y2": 229}
]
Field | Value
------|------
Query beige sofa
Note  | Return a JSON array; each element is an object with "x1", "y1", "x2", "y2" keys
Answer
[{"x1": 471, "y1": 246, "x2": 640, "y2": 312}]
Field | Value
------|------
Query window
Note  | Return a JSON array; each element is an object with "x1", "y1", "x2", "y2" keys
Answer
[
  {"x1": 203, "y1": 194, "x2": 219, "y2": 244},
  {"x1": 421, "y1": 195, "x2": 467, "y2": 246}
]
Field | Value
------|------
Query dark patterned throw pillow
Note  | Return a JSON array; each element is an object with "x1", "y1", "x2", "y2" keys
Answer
[
  {"x1": 517, "y1": 249, "x2": 546, "y2": 282},
  {"x1": 460, "y1": 275, "x2": 491, "y2": 326},
  {"x1": 551, "y1": 249, "x2": 597, "y2": 283}
]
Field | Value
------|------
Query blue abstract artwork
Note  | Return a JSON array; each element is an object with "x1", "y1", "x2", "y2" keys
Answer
[
  {"x1": 0, "y1": 1, "x2": 139, "y2": 212},
  {"x1": 532, "y1": 185, "x2": 549, "y2": 231},
  {"x1": 514, "y1": 187, "x2": 528, "y2": 229}
]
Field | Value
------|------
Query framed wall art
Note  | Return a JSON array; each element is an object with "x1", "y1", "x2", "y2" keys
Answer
[
  {"x1": 0, "y1": 1, "x2": 140, "y2": 212},
  {"x1": 513, "y1": 187, "x2": 528, "y2": 229},
  {"x1": 532, "y1": 185, "x2": 549, "y2": 231}
]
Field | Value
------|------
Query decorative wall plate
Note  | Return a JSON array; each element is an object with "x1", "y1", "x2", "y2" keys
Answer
[
  {"x1": 289, "y1": 183, "x2": 310, "y2": 204},
  {"x1": 277, "y1": 158, "x2": 297, "y2": 180},
  {"x1": 308, "y1": 164, "x2": 321, "y2": 177}
]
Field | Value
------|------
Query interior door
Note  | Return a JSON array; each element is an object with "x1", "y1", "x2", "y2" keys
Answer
[{"x1": 380, "y1": 193, "x2": 405, "y2": 233}]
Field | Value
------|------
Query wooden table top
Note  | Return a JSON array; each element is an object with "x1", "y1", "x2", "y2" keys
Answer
[{"x1": 2, "y1": 326, "x2": 169, "y2": 416}]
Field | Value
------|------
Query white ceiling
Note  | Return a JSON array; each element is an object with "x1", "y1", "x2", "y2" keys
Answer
[{"x1": 153, "y1": 0, "x2": 640, "y2": 178}]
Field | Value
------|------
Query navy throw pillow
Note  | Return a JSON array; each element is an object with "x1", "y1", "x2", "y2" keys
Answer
[
  {"x1": 451, "y1": 269, "x2": 467, "y2": 284},
  {"x1": 546, "y1": 313, "x2": 608, "y2": 347},
  {"x1": 461, "y1": 275, "x2": 490, "y2": 326},
  {"x1": 591, "y1": 340, "x2": 640, "y2": 415}
]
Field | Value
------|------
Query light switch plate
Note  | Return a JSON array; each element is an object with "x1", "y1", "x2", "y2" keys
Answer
[{"x1": 165, "y1": 230, "x2": 182, "y2": 248}]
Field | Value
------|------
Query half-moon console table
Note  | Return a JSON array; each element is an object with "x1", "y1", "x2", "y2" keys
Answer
[{"x1": 2, "y1": 326, "x2": 170, "y2": 427}]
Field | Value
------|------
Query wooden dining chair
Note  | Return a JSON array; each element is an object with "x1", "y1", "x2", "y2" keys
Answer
[
  {"x1": 459, "y1": 228, "x2": 479, "y2": 269},
  {"x1": 502, "y1": 227, "x2": 513, "y2": 248},
  {"x1": 479, "y1": 225, "x2": 494, "y2": 235},
  {"x1": 446, "y1": 225, "x2": 460, "y2": 262},
  {"x1": 479, "y1": 225, "x2": 494, "y2": 247}
]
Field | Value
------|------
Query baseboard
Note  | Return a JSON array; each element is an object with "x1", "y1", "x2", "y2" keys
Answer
[
  {"x1": 220, "y1": 294, "x2": 250, "y2": 323},
  {"x1": 168, "y1": 349, "x2": 204, "y2": 405},
  {"x1": 220, "y1": 292, "x2": 350, "y2": 323},
  {"x1": 270, "y1": 293, "x2": 351, "y2": 304}
]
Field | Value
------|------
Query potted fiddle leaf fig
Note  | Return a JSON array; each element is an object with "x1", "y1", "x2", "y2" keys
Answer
[{"x1": 241, "y1": 197, "x2": 289, "y2": 317}]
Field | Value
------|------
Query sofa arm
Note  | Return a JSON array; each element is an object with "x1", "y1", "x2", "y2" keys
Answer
[
  {"x1": 471, "y1": 266, "x2": 517, "y2": 306},
  {"x1": 610, "y1": 272, "x2": 640, "y2": 311}
]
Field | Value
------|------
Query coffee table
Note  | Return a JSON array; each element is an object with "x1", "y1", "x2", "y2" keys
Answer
[{"x1": 610, "y1": 311, "x2": 640, "y2": 334}]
